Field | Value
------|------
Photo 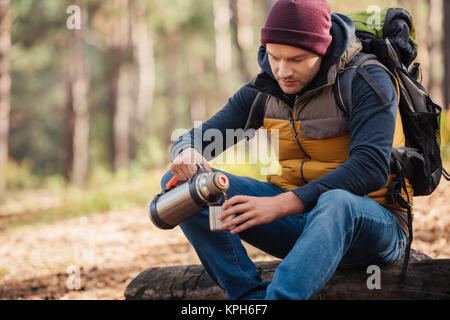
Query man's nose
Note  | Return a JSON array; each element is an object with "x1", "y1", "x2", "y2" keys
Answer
[{"x1": 277, "y1": 61, "x2": 293, "y2": 79}]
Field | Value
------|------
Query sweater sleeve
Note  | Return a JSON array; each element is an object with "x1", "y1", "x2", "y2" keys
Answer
[
  {"x1": 290, "y1": 64, "x2": 398, "y2": 211},
  {"x1": 170, "y1": 85, "x2": 258, "y2": 162}
]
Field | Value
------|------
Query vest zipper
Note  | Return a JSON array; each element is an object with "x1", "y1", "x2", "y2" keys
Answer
[
  {"x1": 289, "y1": 105, "x2": 311, "y2": 185},
  {"x1": 253, "y1": 81, "x2": 335, "y2": 186}
]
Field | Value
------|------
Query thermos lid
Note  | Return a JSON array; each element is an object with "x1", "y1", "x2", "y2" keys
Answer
[
  {"x1": 214, "y1": 173, "x2": 229, "y2": 190},
  {"x1": 213, "y1": 172, "x2": 229, "y2": 191}
]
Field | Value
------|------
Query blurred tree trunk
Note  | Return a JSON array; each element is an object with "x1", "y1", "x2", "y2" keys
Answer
[
  {"x1": 108, "y1": 0, "x2": 132, "y2": 171},
  {"x1": 111, "y1": 63, "x2": 133, "y2": 170},
  {"x1": 425, "y1": 0, "x2": 442, "y2": 99},
  {"x1": 213, "y1": 0, "x2": 232, "y2": 107},
  {"x1": 164, "y1": 28, "x2": 180, "y2": 145},
  {"x1": 129, "y1": 3, "x2": 155, "y2": 159},
  {"x1": 444, "y1": 0, "x2": 450, "y2": 110},
  {"x1": 230, "y1": 0, "x2": 252, "y2": 82},
  {"x1": 66, "y1": 3, "x2": 90, "y2": 186},
  {"x1": 213, "y1": 0, "x2": 232, "y2": 76},
  {"x1": 0, "y1": 0, "x2": 11, "y2": 196},
  {"x1": 131, "y1": 4, "x2": 154, "y2": 130},
  {"x1": 188, "y1": 57, "x2": 207, "y2": 122}
]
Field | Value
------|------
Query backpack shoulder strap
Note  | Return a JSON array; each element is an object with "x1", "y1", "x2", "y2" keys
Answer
[
  {"x1": 334, "y1": 53, "x2": 398, "y2": 117},
  {"x1": 243, "y1": 92, "x2": 269, "y2": 132}
]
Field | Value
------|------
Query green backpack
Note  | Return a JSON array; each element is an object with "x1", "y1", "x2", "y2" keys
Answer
[
  {"x1": 348, "y1": 7, "x2": 418, "y2": 67},
  {"x1": 335, "y1": 7, "x2": 450, "y2": 286}
]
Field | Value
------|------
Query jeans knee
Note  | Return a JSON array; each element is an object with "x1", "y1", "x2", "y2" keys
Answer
[
  {"x1": 317, "y1": 189, "x2": 355, "y2": 208},
  {"x1": 179, "y1": 207, "x2": 210, "y2": 232},
  {"x1": 311, "y1": 189, "x2": 357, "y2": 222}
]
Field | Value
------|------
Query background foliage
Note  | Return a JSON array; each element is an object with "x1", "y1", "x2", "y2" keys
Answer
[{"x1": 2, "y1": 0, "x2": 449, "y2": 221}]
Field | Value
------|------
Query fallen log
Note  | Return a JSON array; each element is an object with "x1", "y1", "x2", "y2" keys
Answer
[{"x1": 125, "y1": 250, "x2": 450, "y2": 300}]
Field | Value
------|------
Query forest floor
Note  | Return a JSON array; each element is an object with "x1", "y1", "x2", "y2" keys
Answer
[{"x1": 0, "y1": 179, "x2": 449, "y2": 300}]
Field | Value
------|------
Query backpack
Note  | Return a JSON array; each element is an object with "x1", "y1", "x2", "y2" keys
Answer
[{"x1": 335, "y1": 7, "x2": 450, "y2": 286}]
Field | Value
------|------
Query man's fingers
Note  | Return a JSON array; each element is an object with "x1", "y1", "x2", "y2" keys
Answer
[
  {"x1": 171, "y1": 147, "x2": 212, "y2": 181},
  {"x1": 172, "y1": 164, "x2": 188, "y2": 181},
  {"x1": 222, "y1": 211, "x2": 253, "y2": 230},
  {"x1": 171, "y1": 160, "x2": 209, "y2": 182},
  {"x1": 220, "y1": 203, "x2": 250, "y2": 221},
  {"x1": 181, "y1": 148, "x2": 197, "y2": 165},
  {"x1": 187, "y1": 164, "x2": 198, "y2": 177},
  {"x1": 180, "y1": 165, "x2": 193, "y2": 181},
  {"x1": 222, "y1": 195, "x2": 249, "y2": 210},
  {"x1": 202, "y1": 159, "x2": 213, "y2": 173},
  {"x1": 169, "y1": 164, "x2": 182, "y2": 181},
  {"x1": 229, "y1": 219, "x2": 256, "y2": 234}
]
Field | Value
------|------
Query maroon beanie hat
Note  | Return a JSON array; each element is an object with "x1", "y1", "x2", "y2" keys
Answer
[{"x1": 261, "y1": 0, "x2": 332, "y2": 56}]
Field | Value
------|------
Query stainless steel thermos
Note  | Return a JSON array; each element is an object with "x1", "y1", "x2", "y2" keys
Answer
[{"x1": 149, "y1": 164, "x2": 230, "y2": 229}]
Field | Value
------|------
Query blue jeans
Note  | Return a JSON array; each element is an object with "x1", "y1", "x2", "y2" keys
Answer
[{"x1": 160, "y1": 168, "x2": 407, "y2": 300}]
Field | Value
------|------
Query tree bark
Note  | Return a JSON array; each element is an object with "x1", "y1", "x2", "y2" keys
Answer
[
  {"x1": 444, "y1": 0, "x2": 450, "y2": 110},
  {"x1": 111, "y1": 63, "x2": 132, "y2": 170},
  {"x1": 128, "y1": 4, "x2": 155, "y2": 161},
  {"x1": 163, "y1": 28, "x2": 180, "y2": 147},
  {"x1": 0, "y1": 0, "x2": 11, "y2": 196},
  {"x1": 188, "y1": 57, "x2": 207, "y2": 123},
  {"x1": 108, "y1": 0, "x2": 132, "y2": 171},
  {"x1": 213, "y1": 0, "x2": 232, "y2": 75},
  {"x1": 131, "y1": 4, "x2": 155, "y2": 127},
  {"x1": 425, "y1": 0, "x2": 443, "y2": 100},
  {"x1": 124, "y1": 250, "x2": 450, "y2": 300},
  {"x1": 66, "y1": 2, "x2": 90, "y2": 185},
  {"x1": 230, "y1": 0, "x2": 252, "y2": 82}
]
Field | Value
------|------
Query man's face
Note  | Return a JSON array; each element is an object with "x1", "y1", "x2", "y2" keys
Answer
[{"x1": 266, "y1": 43, "x2": 323, "y2": 95}]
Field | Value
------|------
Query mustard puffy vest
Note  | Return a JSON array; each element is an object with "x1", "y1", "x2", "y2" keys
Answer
[{"x1": 248, "y1": 36, "x2": 413, "y2": 214}]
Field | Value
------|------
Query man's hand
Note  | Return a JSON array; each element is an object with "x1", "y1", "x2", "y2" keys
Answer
[
  {"x1": 170, "y1": 147, "x2": 212, "y2": 181},
  {"x1": 220, "y1": 191, "x2": 305, "y2": 234}
]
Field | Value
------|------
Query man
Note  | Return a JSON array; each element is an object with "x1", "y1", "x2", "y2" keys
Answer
[{"x1": 161, "y1": 0, "x2": 410, "y2": 299}]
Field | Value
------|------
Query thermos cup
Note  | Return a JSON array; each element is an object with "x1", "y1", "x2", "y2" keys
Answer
[{"x1": 149, "y1": 164, "x2": 230, "y2": 229}]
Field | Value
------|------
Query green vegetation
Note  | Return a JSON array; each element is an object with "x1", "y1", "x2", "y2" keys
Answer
[{"x1": 3, "y1": 164, "x2": 160, "y2": 229}]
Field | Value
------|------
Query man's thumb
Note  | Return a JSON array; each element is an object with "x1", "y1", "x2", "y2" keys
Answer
[{"x1": 202, "y1": 158, "x2": 213, "y2": 173}]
